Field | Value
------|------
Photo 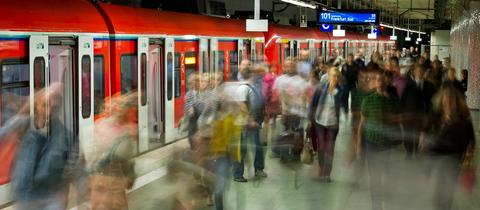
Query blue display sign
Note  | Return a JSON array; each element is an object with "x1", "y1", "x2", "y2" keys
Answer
[
  {"x1": 318, "y1": 10, "x2": 379, "y2": 25},
  {"x1": 320, "y1": 24, "x2": 334, "y2": 32}
]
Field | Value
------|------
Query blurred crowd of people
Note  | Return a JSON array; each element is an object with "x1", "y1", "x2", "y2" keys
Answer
[
  {"x1": 175, "y1": 48, "x2": 476, "y2": 210},
  {"x1": 0, "y1": 47, "x2": 476, "y2": 210}
]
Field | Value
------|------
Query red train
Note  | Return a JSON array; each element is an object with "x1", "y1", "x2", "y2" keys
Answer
[{"x1": 0, "y1": 0, "x2": 394, "y2": 203}]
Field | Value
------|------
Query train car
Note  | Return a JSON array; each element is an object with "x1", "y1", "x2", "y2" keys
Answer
[
  {"x1": 0, "y1": 0, "x2": 109, "y2": 205},
  {"x1": 0, "y1": 0, "x2": 395, "y2": 206}
]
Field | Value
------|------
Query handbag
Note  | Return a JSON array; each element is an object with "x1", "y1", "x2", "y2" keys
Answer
[{"x1": 301, "y1": 138, "x2": 314, "y2": 165}]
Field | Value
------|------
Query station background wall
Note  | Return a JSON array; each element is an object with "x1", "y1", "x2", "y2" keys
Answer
[{"x1": 450, "y1": 1, "x2": 480, "y2": 109}]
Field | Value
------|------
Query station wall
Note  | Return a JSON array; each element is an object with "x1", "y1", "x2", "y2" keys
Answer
[
  {"x1": 430, "y1": 30, "x2": 450, "y2": 62},
  {"x1": 450, "y1": 1, "x2": 480, "y2": 109}
]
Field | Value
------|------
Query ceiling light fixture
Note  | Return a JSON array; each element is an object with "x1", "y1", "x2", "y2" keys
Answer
[
  {"x1": 380, "y1": 23, "x2": 426, "y2": 34},
  {"x1": 281, "y1": 0, "x2": 317, "y2": 9}
]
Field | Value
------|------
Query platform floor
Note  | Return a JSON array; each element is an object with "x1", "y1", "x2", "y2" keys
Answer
[{"x1": 126, "y1": 111, "x2": 480, "y2": 210}]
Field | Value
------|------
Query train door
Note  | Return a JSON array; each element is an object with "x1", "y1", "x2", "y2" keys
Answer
[
  {"x1": 238, "y1": 39, "x2": 244, "y2": 63},
  {"x1": 48, "y1": 37, "x2": 77, "y2": 149},
  {"x1": 255, "y1": 41, "x2": 264, "y2": 62},
  {"x1": 137, "y1": 37, "x2": 149, "y2": 152},
  {"x1": 148, "y1": 39, "x2": 164, "y2": 146},
  {"x1": 314, "y1": 41, "x2": 322, "y2": 61},
  {"x1": 307, "y1": 40, "x2": 315, "y2": 63},
  {"x1": 199, "y1": 38, "x2": 208, "y2": 74},
  {"x1": 30, "y1": 35, "x2": 94, "y2": 158},
  {"x1": 218, "y1": 40, "x2": 237, "y2": 81},
  {"x1": 77, "y1": 36, "x2": 94, "y2": 154},
  {"x1": 209, "y1": 38, "x2": 218, "y2": 75},
  {"x1": 291, "y1": 41, "x2": 298, "y2": 59},
  {"x1": 164, "y1": 38, "x2": 175, "y2": 142},
  {"x1": 173, "y1": 39, "x2": 198, "y2": 134}
]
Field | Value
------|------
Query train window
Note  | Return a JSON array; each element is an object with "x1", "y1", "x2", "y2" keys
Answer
[
  {"x1": 278, "y1": 44, "x2": 282, "y2": 65},
  {"x1": 81, "y1": 55, "x2": 91, "y2": 119},
  {"x1": 202, "y1": 51, "x2": 208, "y2": 73},
  {"x1": 218, "y1": 51, "x2": 225, "y2": 75},
  {"x1": 284, "y1": 48, "x2": 290, "y2": 58},
  {"x1": 167, "y1": 52, "x2": 173, "y2": 101},
  {"x1": 174, "y1": 53, "x2": 181, "y2": 98},
  {"x1": 32, "y1": 57, "x2": 46, "y2": 128},
  {"x1": 34, "y1": 57, "x2": 45, "y2": 91},
  {"x1": 141, "y1": 53, "x2": 147, "y2": 106},
  {"x1": 120, "y1": 54, "x2": 138, "y2": 94},
  {"x1": 184, "y1": 51, "x2": 196, "y2": 92},
  {"x1": 212, "y1": 51, "x2": 216, "y2": 73},
  {"x1": 239, "y1": 50, "x2": 243, "y2": 62},
  {"x1": 1, "y1": 61, "x2": 29, "y2": 125},
  {"x1": 94, "y1": 56, "x2": 105, "y2": 115},
  {"x1": 229, "y1": 51, "x2": 238, "y2": 80}
]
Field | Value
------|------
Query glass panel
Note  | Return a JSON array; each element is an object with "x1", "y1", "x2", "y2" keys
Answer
[
  {"x1": 94, "y1": 56, "x2": 105, "y2": 115},
  {"x1": 1, "y1": 88, "x2": 28, "y2": 125},
  {"x1": 284, "y1": 48, "x2": 290, "y2": 58},
  {"x1": 218, "y1": 51, "x2": 225, "y2": 75},
  {"x1": 141, "y1": 53, "x2": 147, "y2": 106},
  {"x1": 278, "y1": 44, "x2": 282, "y2": 65},
  {"x1": 174, "y1": 53, "x2": 181, "y2": 98},
  {"x1": 120, "y1": 55, "x2": 138, "y2": 94},
  {"x1": 184, "y1": 51, "x2": 196, "y2": 92},
  {"x1": 1, "y1": 62, "x2": 29, "y2": 125},
  {"x1": 229, "y1": 50, "x2": 238, "y2": 80},
  {"x1": 167, "y1": 52, "x2": 173, "y2": 101},
  {"x1": 212, "y1": 51, "x2": 216, "y2": 72},
  {"x1": 2, "y1": 63, "x2": 28, "y2": 84},
  {"x1": 202, "y1": 51, "x2": 208, "y2": 73},
  {"x1": 33, "y1": 57, "x2": 46, "y2": 129},
  {"x1": 34, "y1": 57, "x2": 45, "y2": 91},
  {"x1": 81, "y1": 55, "x2": 91, "y2": 119}
]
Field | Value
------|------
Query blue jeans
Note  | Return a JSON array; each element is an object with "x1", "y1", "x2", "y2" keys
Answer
[
  {"x1": 232, "y1": 128, "x2": 264, "y2": 178},
  {"x1": 212, "y1": 155, "x2": 229, "y2": 210}
]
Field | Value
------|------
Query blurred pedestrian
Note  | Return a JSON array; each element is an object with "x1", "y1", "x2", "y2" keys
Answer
[
  {"x1": 297, "y1": 49, "x2": 312, "y2": 79},
  {"x1": 12, "y1": 84, "x2": 77, "y2": 210},
  {"x1": 422, "y1": 83, "x2": 476, "y2": 210},
  {"x1": 308, "y1": 67, "x2": 344, "y2": 181},
  {"x1": 401, "y1": 64, "x2": 435, "y2": 159},
  {"x1": 232, "y1": 66, "x2": 266, "y2": 182},
  {"x1": 88, "y1": 155, "x2": 134, "y2": 210},
  {"x1": 357, "y1": 69, "x2": 400, "y2": 210},
  {"x1": 184, "y1": 74, "x2": 200, "y2": 149},
  {"x1": 443, "y1": 67, "x2": 463, "y2": 94},
  {"x1": 341, "y1": 53, "x2": 359, "y2": 113}
]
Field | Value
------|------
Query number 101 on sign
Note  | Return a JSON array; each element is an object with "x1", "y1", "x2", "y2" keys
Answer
[{"x1": 321, "y1": 13, "x2": 331, "y2": 20}]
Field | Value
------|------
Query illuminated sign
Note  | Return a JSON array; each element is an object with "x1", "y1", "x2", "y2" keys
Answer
[
  {"x1": 318, "y1": 10, "x2": 379, "y2": 25},
  {"x1": 185, "y1": 57, "x2": 196, "y2": 65},
  {"x1": 320, "y1": 24, "x2": 333, "y2": 32}
]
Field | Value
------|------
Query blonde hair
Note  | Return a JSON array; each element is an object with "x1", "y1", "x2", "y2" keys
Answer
[
  {"x1": 328, "y1": 67, "x2": 341, "y2": 77},
  {"x1": 432, "y1": 83, "x2": 470, "y2": 121}
]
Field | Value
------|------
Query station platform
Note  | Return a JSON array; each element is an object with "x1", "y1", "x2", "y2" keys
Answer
[
  {"x1": 2, "y1": 111, "x2": 479, "y2": 210},
  {"x1": 125, "y1": 111, "x2": 480, "y2": 210}
]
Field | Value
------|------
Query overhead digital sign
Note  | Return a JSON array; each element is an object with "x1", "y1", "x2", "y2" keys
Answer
[{"x1": 318, "y1": 10, "x2": 379, "y2": 25}]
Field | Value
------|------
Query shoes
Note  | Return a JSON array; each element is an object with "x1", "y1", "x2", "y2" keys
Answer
[
  {"x1": 234, "y1": 177, "x2": 248, "y2": 182},
  {"x1": 255, "y1": 170, "x2": 268, "y2": 178}
]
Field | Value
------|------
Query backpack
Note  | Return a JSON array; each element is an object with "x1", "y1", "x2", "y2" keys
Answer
[{"x1": 243, "y1": 83, "x2": 264, "y2": 124}]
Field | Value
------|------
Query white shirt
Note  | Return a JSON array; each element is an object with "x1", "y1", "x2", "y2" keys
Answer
[
  {"x1": 315, "y1": 89, "x2": 338, "y2": 127},
  {"x1": 283, "y1": 75, "x2": 308, "y2": 117}
]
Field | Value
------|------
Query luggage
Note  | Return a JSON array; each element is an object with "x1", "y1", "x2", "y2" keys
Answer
[{"x1": 273, "y1": 130, "x2": 304, "y2": 161}]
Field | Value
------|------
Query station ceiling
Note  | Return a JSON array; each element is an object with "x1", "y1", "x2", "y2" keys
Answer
[{"x1": 371, "y1": 0, "x2": 436, "y2": 19}]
